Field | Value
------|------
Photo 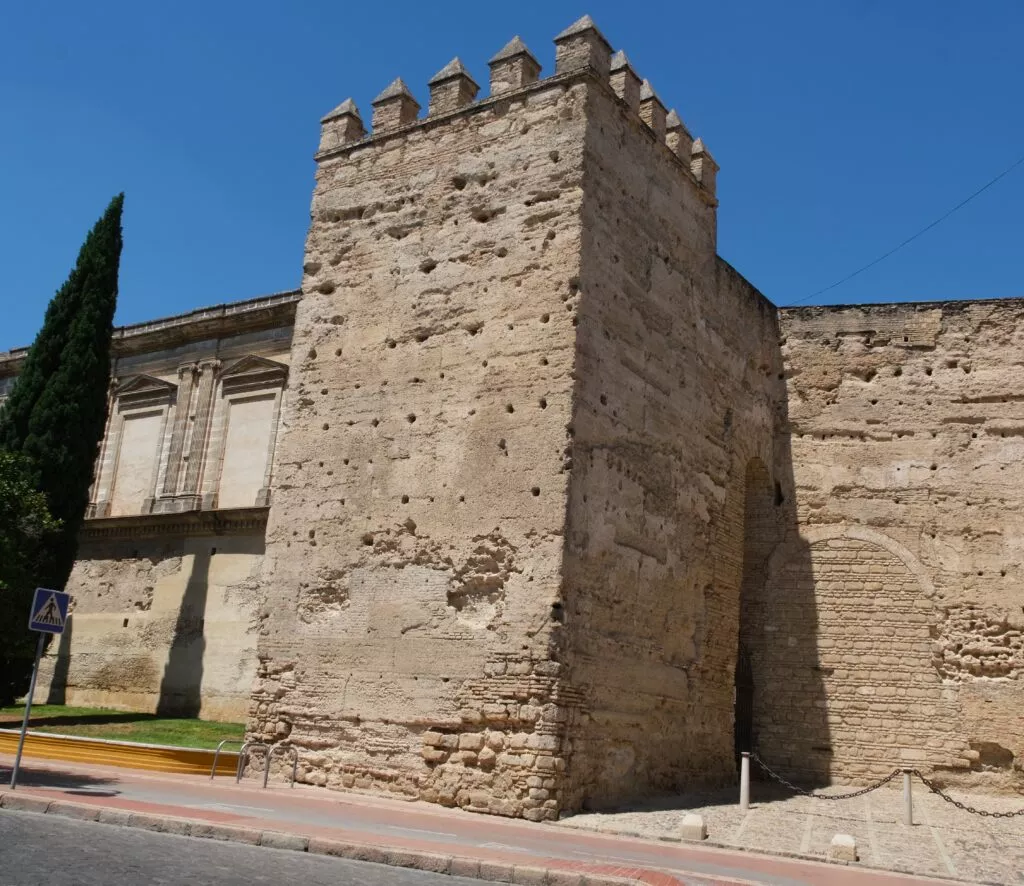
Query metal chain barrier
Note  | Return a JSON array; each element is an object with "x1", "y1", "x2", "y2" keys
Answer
[
  {"x1": 751, "y1": 752, "x2": 901, "y2": 800},
  {"x1": 750, "y1": 753, "x2": 1024, "y2": 818},
  {"x1": 912, "y1": 770, "x2": 1024, "y2": 819}
]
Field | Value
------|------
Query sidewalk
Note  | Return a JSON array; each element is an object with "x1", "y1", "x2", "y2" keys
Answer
[
  {"x1": 561, "y1": 781, "x2": 1024, "y2": 885},
  {"x1": 0, "y1": 753, "x2": 963, "y2": 886}
]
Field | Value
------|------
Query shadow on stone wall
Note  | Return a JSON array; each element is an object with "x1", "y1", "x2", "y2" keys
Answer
[
  {"x1": 156, "y1": 546, "x2": 210, "y2": 717},
  {"x1": 740, "y1": 428, "x2": 831, "y2": 786},
  {"x1": 45, "y1": 618, "x2": 72, "y2": 705}
]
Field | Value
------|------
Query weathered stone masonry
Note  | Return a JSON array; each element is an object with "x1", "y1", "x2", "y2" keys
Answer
[
  {"x1": 250, "y1": 24, "x2": 595, "y2": 821},
  {"x1": 4, "y1": 14, "x2": 1020, "y2": 819},
  {"x1": 759, "y1": 302, "x2": 1024, "y2": 794}
]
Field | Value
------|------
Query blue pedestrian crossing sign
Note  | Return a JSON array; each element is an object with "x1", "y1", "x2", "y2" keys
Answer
[{"x1": 28, "y1": 587, "x2": 70, "y2": 634}]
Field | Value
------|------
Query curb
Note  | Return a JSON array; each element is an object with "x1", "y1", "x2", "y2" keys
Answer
[{"x1": 0, "y1": 791, "x2": 650, "y2": 886}]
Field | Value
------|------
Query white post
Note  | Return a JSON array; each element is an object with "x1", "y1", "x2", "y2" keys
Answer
[
  {"x1": 902, "y1": 769, "x2": 913, "y2": 825},
  {"x1": 10, "y1": 633, "x2": 46, "y2": 790},
  {"x1": 740, "y1": 752, "x2": 750, "y2": 812}
]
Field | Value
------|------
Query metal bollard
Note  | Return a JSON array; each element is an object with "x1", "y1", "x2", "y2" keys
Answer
[
  {"x1": 740, "y1": 752, "x2": 751, "y2": 812},
  {"x1": 902, "y1": 769, "x2": 913, "y2": 825}
]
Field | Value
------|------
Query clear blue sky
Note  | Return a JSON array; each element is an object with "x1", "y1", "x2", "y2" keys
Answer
[{"x1": 2, "y1": 0, "x2": 1022, "y2": 351}]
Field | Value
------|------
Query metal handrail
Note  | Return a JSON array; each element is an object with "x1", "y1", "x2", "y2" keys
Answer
[
  {"x1": 264, "y1": 744, "x2": 299, "y2": 789},
  {"x1": 209, "y1": 739, "x2": 246, "y2": 780},
  {"x1": 235, "y1": 740, "x2": 270, "y2": 783}
]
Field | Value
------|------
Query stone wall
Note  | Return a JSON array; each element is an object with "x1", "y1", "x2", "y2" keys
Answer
[
  {"x1": 35, "y1": 511, "x2": 267, "y2": 721},
  {"x1": 251, "y1": 46, "x2": 592, "y2": 819},
  {"x1": 251, "y1": 16, "x2": 797, "y2": 819},
  {"x1": 766, "y1": 300, "x2": 1024, "y2": 791},
  {"x1": 558, "y1": 63, "x2": 784, "y2": 810},
  {"x1": 6, "y1": 15, "x2": 1022, "y2": 816}
]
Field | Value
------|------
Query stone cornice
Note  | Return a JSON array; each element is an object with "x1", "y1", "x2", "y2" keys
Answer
[
  {"x1": 79, "y1": 507, "x2": 269, "y2": 542},
  {"x1": 0, "y1": 291, "x2": 301, "y2": 378}
]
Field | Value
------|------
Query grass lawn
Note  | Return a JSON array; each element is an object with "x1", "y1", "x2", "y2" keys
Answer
[{"x1": 0, "y1": 704, "x2": 245, "y2": 750}]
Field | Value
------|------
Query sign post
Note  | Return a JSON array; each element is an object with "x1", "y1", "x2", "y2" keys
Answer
[{"x1": 10, "y1": 587, "x2": 71, "y2": 789}]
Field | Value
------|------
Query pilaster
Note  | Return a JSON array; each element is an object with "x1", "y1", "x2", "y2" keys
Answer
[
  {"x1": 161, "y1": 363, "x2": 197, "y2": 495},
  {"x1": 181, "y1": 359, "x2": 219, "y2": 501}
]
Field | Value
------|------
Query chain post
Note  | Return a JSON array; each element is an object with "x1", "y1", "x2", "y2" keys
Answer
[
  {"x1": 739, "y1": 752, "x2": 750, "y2": 812},
  {"x1": 902, "y1": 769, "x2": 913, "y2": 825},
  {"x1": 749, "y1": 754, "x2": 1024, "y2": 818}
]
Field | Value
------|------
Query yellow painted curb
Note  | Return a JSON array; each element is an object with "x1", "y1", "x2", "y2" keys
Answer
[{"x1": 0, "y1": 729, "x2": 239, "y2": 776}]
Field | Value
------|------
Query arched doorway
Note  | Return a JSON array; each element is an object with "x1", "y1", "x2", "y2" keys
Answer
[
  {"x1": 735, "y1": 458, "x2": 776, "y2": 765},
  {"x1": 734, "y1": 645, "x2": 754, "y2": 759}
]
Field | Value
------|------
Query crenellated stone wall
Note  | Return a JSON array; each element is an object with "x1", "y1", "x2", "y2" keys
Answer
[
  {"x1": 252, "y1": 14, "x2": 789, "y2": 817},
  {"x1": 3, "y1": 12, "x2": 1021, "y2": 818},
  {"x1": 557, "y1": 55, "x2": 784, "y2": 809},
  {"x1": 251, "y1": 25, "x2": 594, "y2": 821}
]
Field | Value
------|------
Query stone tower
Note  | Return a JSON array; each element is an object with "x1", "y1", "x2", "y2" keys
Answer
[{"x1": 250, "y1": 16, "x2": 784, "y2": 818}]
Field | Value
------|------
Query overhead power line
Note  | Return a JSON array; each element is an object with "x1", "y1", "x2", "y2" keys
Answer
[{"x1": 784, "y1": 151, "x2": 1024, "y2": 307}]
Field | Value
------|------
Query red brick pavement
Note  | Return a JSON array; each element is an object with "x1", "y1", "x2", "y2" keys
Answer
[{"x1": 0, "y1": 755, "x2": 957, "y2": 886}]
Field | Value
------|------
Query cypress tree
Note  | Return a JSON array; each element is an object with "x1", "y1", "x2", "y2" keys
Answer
[{"x1": 0, "y1": 194, "x2": 124, "y2": 593}]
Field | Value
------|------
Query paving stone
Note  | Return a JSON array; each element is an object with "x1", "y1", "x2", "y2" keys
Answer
[{"x1": 558, "y1": 783, "x2": 1024, "y2": 884}]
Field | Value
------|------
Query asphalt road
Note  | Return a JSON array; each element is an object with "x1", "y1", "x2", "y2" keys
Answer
[{"x1": 0, "y1": 811, "x2": 485, "y2": 886}]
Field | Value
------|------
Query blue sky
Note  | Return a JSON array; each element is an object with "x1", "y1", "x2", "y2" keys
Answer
[{"x1": 2, "y1": 0, "x2": 1022, "y2": 350}]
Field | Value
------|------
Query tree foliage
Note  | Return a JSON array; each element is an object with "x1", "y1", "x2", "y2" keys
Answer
[
  {"x1": 0, "y1": 451, "x2": 60, "y2": 705},
  {"x1": 0, "y1": 194, "x2": 122, "y2": 703},
  {"x1": 0, "y1": 193, "x2": 123, "y2": 589}
]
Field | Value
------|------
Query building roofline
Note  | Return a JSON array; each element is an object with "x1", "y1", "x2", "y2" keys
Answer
[
  {"x1": 0, "y1": 289, "x2": 301, "y2": 376},
  {"x1": 779, "y1": 295, "x2": 1024, "y2": 314}
]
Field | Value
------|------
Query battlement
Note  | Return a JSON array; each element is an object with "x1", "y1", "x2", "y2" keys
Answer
[{"x1": 316, "y1": 15, "x2": 716, "y2": 200}]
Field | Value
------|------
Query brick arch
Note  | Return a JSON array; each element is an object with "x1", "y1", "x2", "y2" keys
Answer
[
  {"x1": 767, "y1": 524, "x2": 936, "y2": 600},
  {"x1": 756, "y1": 524, "x2": 962, "y2": 783}
]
